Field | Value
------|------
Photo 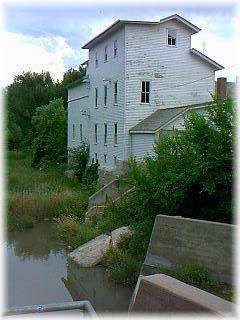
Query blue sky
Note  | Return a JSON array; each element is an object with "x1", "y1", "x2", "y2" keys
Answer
[{"x1": 1, "y1": 3, "x2": 238, "y2": 85}]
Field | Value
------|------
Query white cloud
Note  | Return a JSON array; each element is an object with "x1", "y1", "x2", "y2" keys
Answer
[
  {"x1": 0, "y1": 31, "x2": 87, "y2": 87},
  {"x1": 89, "y1": 18, "x2": 116, "y2": 37},
  {"x1": 1, "y1": 13, "x2": 238, "y2": 88}
]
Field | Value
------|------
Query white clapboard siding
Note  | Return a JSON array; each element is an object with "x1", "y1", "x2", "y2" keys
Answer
[
  {"x1": 68, "y1": 18, "x2": 218, "y2": 170},
  {"x1": 68, "y1": 82, "x2": 90, "y2": 149},
  {"x1": 124, "y1": 20, "x2": 215, "y2": 159},
  {"x1": 131, "y1": 133, "x2": 156, "y2": 162},
  {"x1": 87, "y1": 27, "x2": 126, "y2": 169}
]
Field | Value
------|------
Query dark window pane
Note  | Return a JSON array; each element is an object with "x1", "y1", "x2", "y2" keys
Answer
[
  {"x1": 146, "y1": 81, "x2": 150, "y2": 92},
  {"x1": 172, "y1": 38, "x2": 176, "y2": 45},
  {"x1": 168, "y1": 35, "x2": 172, "y2": 45},
  {"x1": 141, "y1": 92, "x2": 145, "y2": 103},
  {"x1": 142, "y1": 81, "x2": 145, "y2": 91},
  {"x1": 146, "y1": 92, "x2": 149, "y2": 103}
]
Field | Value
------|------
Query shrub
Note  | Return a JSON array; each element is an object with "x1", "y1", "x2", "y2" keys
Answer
[
  {"x1": 100, "y1": 247, "x2": 142, "y2": 285},
  {"x1": 126, "y1": 98, "x2": 233, "y2": 224},
  {"x1": 68, "y1": 143, "x2": 89, "y2": 182},
  {"x1": 82, "y1": 159, "x2": 100, "y2": 190}
]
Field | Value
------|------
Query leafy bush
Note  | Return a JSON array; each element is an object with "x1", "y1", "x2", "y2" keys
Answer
[
  {"x1": 68, "y1": 144, "x2": 89, "y2": 182},
  {"x1": 31, "y1": 98, "x2": 67, "y2": 167},
  {"x1": 68, "y1": 145, "x2": 99, "y2": 192},
  {"x1": 82, "y1": 160, "x2": 100, "y2": 192},
  {"x1": 100, "y1": 247, "x2": 141, "y2": 285},
  {"x1": 126, "y1": 98, "x2": 233, "y2": 224}
]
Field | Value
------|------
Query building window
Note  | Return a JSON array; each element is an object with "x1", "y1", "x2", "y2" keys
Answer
[
  {"x1": 104, "y1": 123, "x2": 108, "y2": 145},
  {"x1": 104, "y1": 85, "x2": 107, "y2": 106},
  {"x1": 72, "y1": 124, "x2": 75, "y2": 141},
  {"x1": 80, "y1": 123, "x2": 83, "y2": 142},
  {"x1": 141, "y1": 81, "x2": 150, "y2": 103},
  {"x1": 167, "y1": 29, "x2": 177, "y2": 46},
  {"x1": 95, "y1": 153, "x2": 98, "y2": 162},
  {"x1": 95, "y1": 52, "x2": 98, "y2": 68},
  {"x1": 114, "y1": 40, "x2": 117, "y2": 57},
  {"x1": 113, "y1": 155, "x2": 117, "y2": 165},
  {"x1": 114, "y1": 122, "x2": 118, "y2": 145},
  {"x1": 95, "y1": 87, "x2": 98, "y2": 108},
  {"x1": 104, "y1": 46, "x2": 108, "y2": 62},
  {"x1": 114, "y1": 81, "x2": 118, "y2": 105},
  {"x1": 94, "y1": 124, "x2": 98, "y2": 144},
  {"x1": 104, "y1": 154, "x2": 107, "y2": 163}
]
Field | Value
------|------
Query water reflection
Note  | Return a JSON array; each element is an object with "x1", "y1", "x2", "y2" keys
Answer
[
  {"x1": 5, "y1": 223, "x2": 72, "y2": 309},
  {"x1": 7, "y1": 222, "x2": 64, "y2": 261},
  {"x1": 5, "y1": 222, "x2": 133, "y2": 313},
  {"x1": 62, "y1": 260, "x2": 133, "y2": 312}
]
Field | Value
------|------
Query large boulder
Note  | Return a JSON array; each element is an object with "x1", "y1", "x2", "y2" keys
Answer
[
  {"x1": 111, "y1": 226, "x2": 133, "y2": 248},
  {"x1": 69, "y1": 234, "x2": 111, "y2": 267}
]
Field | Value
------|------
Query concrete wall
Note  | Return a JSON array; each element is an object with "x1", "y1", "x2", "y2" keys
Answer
[
  {"x1": 129, "y1": 273, "x2": 234, "y2": 314},
  {"x1": 87, "y1": 178, "x2": 129, "y2": 209},
  {"x1": 143, "y1": 215, "x2": 235, "y2": 284}
]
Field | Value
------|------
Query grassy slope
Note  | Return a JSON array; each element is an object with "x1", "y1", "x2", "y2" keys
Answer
[{"x1": 7, "y1": 150, "x2": 90, "y2": 231}]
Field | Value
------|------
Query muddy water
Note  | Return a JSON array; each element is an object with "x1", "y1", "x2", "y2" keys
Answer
[{"x1": 5, "y1": 222, "x2": 133, "y2": 312}]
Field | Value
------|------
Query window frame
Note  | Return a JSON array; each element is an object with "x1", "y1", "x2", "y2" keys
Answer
[
  {"x1": 94, "y1": 123, "x2": 98, "y2": 144},
  {"x1": 80, "y1": 123, "x2": 83, "y2": 142},
  {"x1": 114, "y1": 81, "x2": 118, "y2": 105},
  {"x1": 140, "y1": 81, "x2": 150, "y2": 104},
  {"x1": 104, "y1": 45, "x2": 108, "y2": 62},
  {"x1": 95, "y1": 87, "x2": 98, "y2": 108},
  {"x1": 114, "y1": 122, "x2": 118, "y2": 145},
  {"x1": 104, "y1": 84, "x2": 107, "y2": 107},
  {"x1": 72, "y1": 124, "x2": 75, "y2": 141},
  {"x1": 95, "y1": 52, "x2": 98, "y2": 68},
  {"x1": 104, "y1": 123, "x2": 108, "y2": 145},
  {"x1": 113, "y1": 40, "x2": 117, "y2": 57},
  {"x1": 167, "y1": 29, "x2": 177, "y2": 46}
]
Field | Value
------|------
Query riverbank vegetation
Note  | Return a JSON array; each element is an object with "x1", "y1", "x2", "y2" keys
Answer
[
  {"x1": 6, "y1": 68, "x2": 99, "y2": 232},
  {"x1": 55, "y1": 98, "x2": 233, "y2": 295},
  {"x1": 6, "y1": 67, "x2": 233, "y2": 301},
  {"x1": 7, "y1": 150, "x2": 90, "y2": 231}
]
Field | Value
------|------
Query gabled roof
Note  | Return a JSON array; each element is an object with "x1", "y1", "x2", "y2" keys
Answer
[
  {"x1": 159, "y1": 14, "x2": 201, "y2": 33},
  {"x1": 190, "y1": 48, "x2": 224, "y2": 71},
  {"x1": 129, "y1": 102, "x2": 210, "y2": 134},
  {"x1": 82, "y1": 14, "x2": 201, "y2": 49}
]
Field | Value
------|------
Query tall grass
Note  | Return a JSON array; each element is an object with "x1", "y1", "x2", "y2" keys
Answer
[{"x1": 7, "y1": 150, "x2": 90, "y2": 231}]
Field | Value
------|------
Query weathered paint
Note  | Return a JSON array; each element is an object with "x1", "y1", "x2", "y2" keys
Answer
[{"x1": 68, "y1": 17, "x2": 219, "y2": 170}]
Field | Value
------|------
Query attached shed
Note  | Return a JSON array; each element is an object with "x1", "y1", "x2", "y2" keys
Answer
[{"x1": 129, "y1": 102, "x2": 209, "y2": 161}]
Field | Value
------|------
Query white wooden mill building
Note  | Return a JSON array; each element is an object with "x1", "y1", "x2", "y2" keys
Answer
[{"x1": 68, "y1": 14, "x2": 224, "y2": 170}]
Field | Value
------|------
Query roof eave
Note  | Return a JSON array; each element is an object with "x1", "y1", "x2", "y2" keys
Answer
[
  {"x1": 82, "y1": 19, "x2": 122, "y2": 49},
  {"x1": 82, "y1": 19, "x2": 158, "y2": 49},
  {"x1": 159, "y1": 14, "x2": 201, "y2": 34},
  {"x1": 129, "y1": 130, "x2": 156, "y2": 134},
  {"x1": 190, "y1": 48, "x2": 224, "y2": 70}
]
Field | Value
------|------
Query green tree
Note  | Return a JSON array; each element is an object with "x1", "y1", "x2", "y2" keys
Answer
[
  {"x1": 31, "y1": 98, "x2": 67, "y2": 167},
  {"x1": 6, "y1": 71, "x2": 56, "y2": 148},
  {"x1": 126, "y1": 98, "x2": 233, "y2": 223}
]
